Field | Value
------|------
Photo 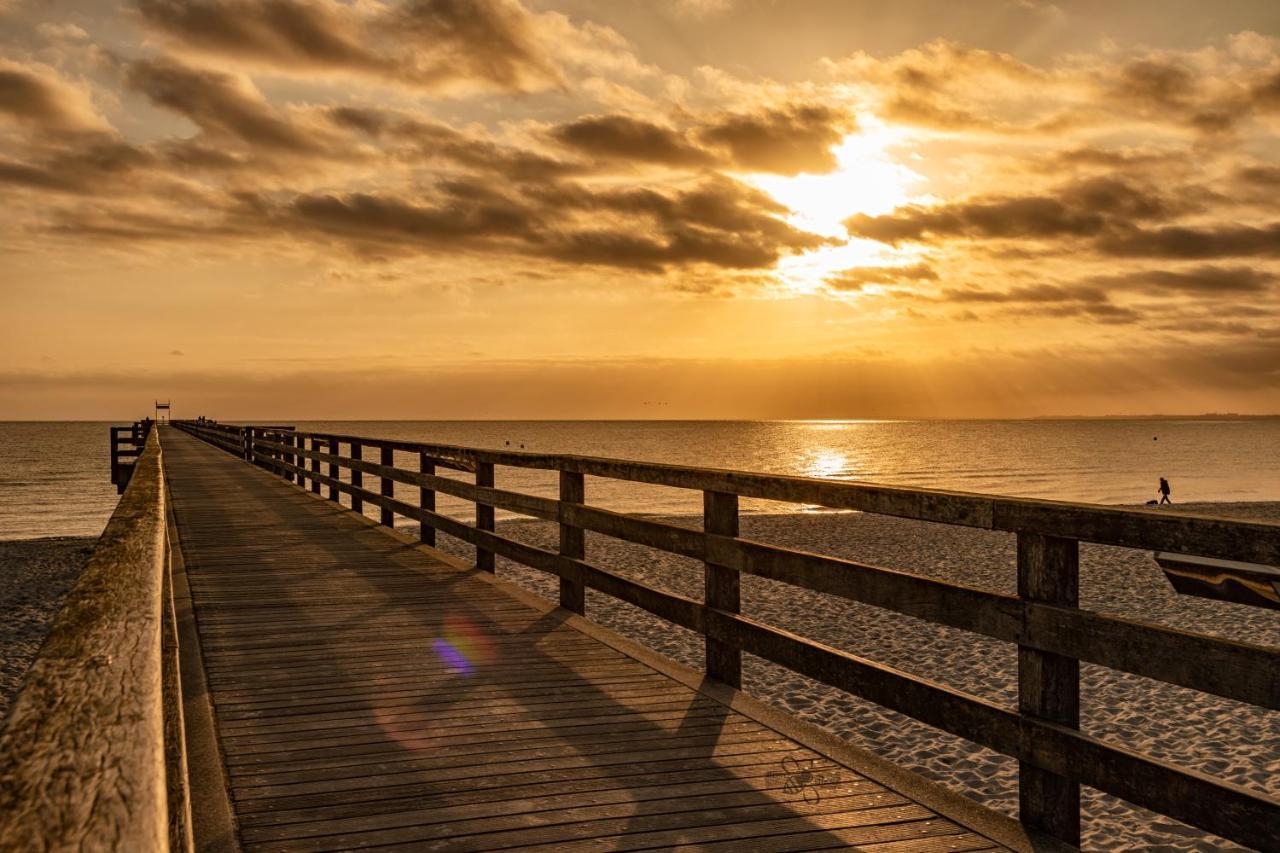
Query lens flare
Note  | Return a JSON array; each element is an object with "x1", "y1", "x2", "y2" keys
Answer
[{"x1": 432, "y1": 614, "x2": 496, "y2": 675}]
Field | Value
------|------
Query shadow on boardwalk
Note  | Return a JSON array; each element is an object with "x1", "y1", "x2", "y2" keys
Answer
[{"x1": 164, "y1": 428, "x2": 986, "y2": 851}]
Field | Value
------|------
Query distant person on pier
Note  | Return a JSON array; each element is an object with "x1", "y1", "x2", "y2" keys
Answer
[{"x1": 1158, "y1": 477, "x2": 1172, "y2": 504}]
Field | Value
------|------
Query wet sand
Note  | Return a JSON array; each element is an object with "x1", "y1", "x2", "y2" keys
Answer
[
  {"x1": 0, "y1": 537, "x2": 96, "y2": 724},
  {"x1": 430, "y1": 502, "x2": 1280, "y2": 851}
]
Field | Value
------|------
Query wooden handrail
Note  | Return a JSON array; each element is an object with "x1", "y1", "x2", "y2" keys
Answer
[
  {"x1": 206, "y1": 424, "x2": 1276, "y2": 563},
  {"x1": 0, "y1": 430, "x2": 183, "y2": 850},
  {"x1": 173, "y1": 420, "x2": 1280, "y2": 849}
]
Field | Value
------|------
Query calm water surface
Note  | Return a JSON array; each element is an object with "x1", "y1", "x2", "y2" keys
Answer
[{"x1": 3, "y1": 419, "x2": 1278, "y2": 539}]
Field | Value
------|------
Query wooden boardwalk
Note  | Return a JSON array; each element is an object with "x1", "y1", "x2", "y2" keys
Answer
[{"x1": 162, "y1": 428, "x2": 1019, "y2": 852}]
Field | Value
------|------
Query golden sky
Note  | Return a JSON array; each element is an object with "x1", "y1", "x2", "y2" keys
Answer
[{"x1": 1, "y1": 0, "x2": 1278, "y2": 419}]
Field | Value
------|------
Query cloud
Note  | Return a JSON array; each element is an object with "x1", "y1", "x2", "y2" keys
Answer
[
  {"x1": 328, "y1": 106, "x2": 579, "y2": 180},
  {"x1": 133, "y1": 0, "x2": 565, "y2": 93},
  {"x1": 0, "y1": 140, "x2": 163, "y2": 195},
  {"x1": 549, "y1": 114, "x2": 714, "y2": 167},
  {"x1": 267, "y1": 187, "x2": 539, "y2": 251},
  {"x1": 1096, "y1": 223, "x2": 1280, "y2": 259},
  {"x1": 1090, "y1": 265, "x2": 1276, "y2": 294},
  {"x1": 671, "y1": 0, "x2": 732, "y2": 17},
  {"x1": 546, "y1": 103, "x2": 854, "y2": 175},
  {"x1": 0, "y1": 59, "x2": 109, "y2": 132},
  {"x1": 846, "y1": 177, "x2": 1177, "y2": 245},
  {"x1": 126, "y1": 57, "x2": 328, "y2": 154},
  {"x1": 941, "y1": 282, "x2": 1108, "y2": 303},
  {"x1": 829, "y1": 35, "x2": 1280, "y2": 138},
  {"x1": 824, "y1": 262, "x2": 937, "y2": 291},
  {"x1": 240, "y1": 174, "x2": 825, "y2": 272},
  {"x1": 695, "y1": 104, "x2": 854, "y2": 175}
]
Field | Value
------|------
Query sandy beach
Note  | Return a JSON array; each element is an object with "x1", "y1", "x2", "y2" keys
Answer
[
  {"x1": 430, "y1": 502, "x2": 1280, "y2": 851},
  {"x1": 0, "y1": 537, "x2": 96, "y2": 724}
]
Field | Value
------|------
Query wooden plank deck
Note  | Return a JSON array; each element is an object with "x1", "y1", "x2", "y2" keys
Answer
[{"x1": 161, "y1": 428, "x2": 1018, "y2": 852}]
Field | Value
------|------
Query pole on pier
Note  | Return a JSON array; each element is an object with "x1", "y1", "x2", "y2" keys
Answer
[
  {"x1": 703, "y1": 491, "x2": 741, "y2": 688},
  {"x1": 327, "y1": 438, "x2": 339, "y2": 502},
  {"x1": 310, "y1": 438, "x2": 321, "y2": 495},
  {"x1": 419, "y1": 453, "x2": 436, "y2": 547},
  {"x1": 559, "y1": 471, "x2": 585, "y2": 614},
  {"x1": 380, "y1": 446, "x2": 394, "y2": 527},
  {"x1": 1017, "y1": 532, "x2": 1081, "y2": 845},
  {"x1": 351, "y1": 442, "x2": 363, "y2": 514},
  {"x1": 475, "y1": 461, "x2": 495, "y2": 572}
]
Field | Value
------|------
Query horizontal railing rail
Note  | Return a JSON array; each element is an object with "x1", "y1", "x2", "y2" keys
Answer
[{"x1": 173, "y1": 420, "x2": 1280, "y2": 850}]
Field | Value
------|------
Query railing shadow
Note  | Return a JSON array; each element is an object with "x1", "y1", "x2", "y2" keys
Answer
[{"x1": 167, "y1": 433, "x2": 868, "y2": 849}]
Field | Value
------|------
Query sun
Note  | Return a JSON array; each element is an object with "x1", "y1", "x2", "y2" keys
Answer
[
  {"x1": 745, "y1": 118, "x2": 928, "y2": 293},
  {"x1": 750, "y1": 120, "x2": 921, "y2": 236}
]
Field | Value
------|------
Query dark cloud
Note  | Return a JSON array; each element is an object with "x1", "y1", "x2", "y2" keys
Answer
[
  {"x1": 133, "y1": 0, "x2": 563, "y2": 93},
  {"x1": 695, "y1": 104, "x2": 853, "y2": 175},
  {"x1": 274, "y1": 189, "x2": 539, "y2": 251},
  {"x1": 0, "y1": 60, "x2": 105, "y2": 132},
  {"x1": 1095, "y1": 223, "x2": 1280, "y2": 259},
  {"x1": 1097, "y1": 57, "x2": 1280, "y2": 134},
  {"x1": 126, "y1": 57, "x2": 324, "y2": 154},
  {"x1": 1247, "y1": 69, "x2": 1280, "y2": 112},
  {"x1": 242, "y1": 174, "x2": 824, "y2": 272},
  {"x1": 1233, "y1": 163, "x2": 1280, "y2": 185},
  {"x1": 550, "y1": 114, "x2": 713, "y2": 167},
  {"x1": 134, "y1": 0, "x2": 378, "y2": 70},
  {"x1": 824, "y1": 262, "x2": 936, "y2": 291},
  {"x1": 1090, "y1": 265, "x2": 1275, "y2": 294},
  {"x1": 1048, "y1": 147, "x2": 1181, "y2": 171},
  {"x1": 847, "y1": 178, "x2": 1176, "y2": 245},
  {"x1": 1038, "y1": 302, "x2": 1143, "y2": 324},
  {"x1": 0, "y1": 156, "x2": 81, "y2": 192},
  {"x1": 545, "y1": 105, "x2": 854, "y2": 175},
  {"x1": 330, "y1": 106, "x2": 578, "y2": 180},
  {"x1": 941, "y1": 283, "x2": 1108, "y2": 303},
  {"x1": 1107, "y1": 59, "x2": 1197, "y2": 112},
  {"x1": 47, "y1": 205, "x2": 249, "y2": 242}
]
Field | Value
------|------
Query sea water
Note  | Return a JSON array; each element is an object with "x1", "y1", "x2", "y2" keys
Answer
[{"x1": 2, "y1": 418, "x2": 1277, "y2": 539}]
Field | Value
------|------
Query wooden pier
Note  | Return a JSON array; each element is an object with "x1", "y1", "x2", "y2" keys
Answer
[{"x1": 1, "y1": 421, "x2": 1277, "y2": 851}]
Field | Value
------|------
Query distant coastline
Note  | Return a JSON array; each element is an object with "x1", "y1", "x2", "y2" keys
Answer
[{"x1": 1031, "y1": 413, "x2": 1280, "y2": 421}]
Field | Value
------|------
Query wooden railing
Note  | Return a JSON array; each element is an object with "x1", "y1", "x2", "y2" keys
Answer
[
  {"x1": 173, "y1": 420, "x2": 1280, "y2": 850},
  {"x1": 110, "y1": 418, "x2": 154, "y2": 494},
  {"x1": 0, "y1": 429, "x2": 191, "y2": 850}
]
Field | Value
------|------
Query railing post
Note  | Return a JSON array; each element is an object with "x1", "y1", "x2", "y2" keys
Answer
[
  {"x1": 327, "y1": 438, "x2": 338, "y2": 502},
  {"x1": 284, "y1": 433, "x2": 295, "y2": 483},
  {"x1": 559, "y1": 470, "x2": 585, "y2": 614},
  {"x1": 351, "y1": 442, "x2": 363, "y2": 514},
  {"x1": 703, "y1": 490, "x2": 741, "y2": 688},
  {"x1": 1017, "y1": 532, "x2": 1081, "y2": 846},
  {"x1": 475, "y1": 461, "x2": 495, "y2": 572},
  {"x1": 310, "y1": 438, "x2": 321, "y2": 494},
  {"x1": 380, "y1": 446, "x2": 394, "y2": 527},
  {"x1": 419, "y1": 452, "x2": 436, "y2": 546},
  {"x1": 242, "y1": 427, "x2": 251, "y2": 462},
  {"x1": 109, "y1": 427, "x2": 121, "y2": 484}
]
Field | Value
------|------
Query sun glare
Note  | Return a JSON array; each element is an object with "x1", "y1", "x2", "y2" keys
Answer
[
  {"x1": 752, "y1": 121, "x2": 921, "y2": 237},
  {"x1": 747, "y1": 119, "x2": 928, "y2": 293}
]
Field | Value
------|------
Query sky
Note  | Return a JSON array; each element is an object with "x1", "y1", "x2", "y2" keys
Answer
[{"x1": 1, "y1": 0, "x2": 1279, "y2": 419}]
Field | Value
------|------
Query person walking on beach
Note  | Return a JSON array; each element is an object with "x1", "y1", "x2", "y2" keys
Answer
[{"x1": 1158, "y1": 477, "x2": 1172, "y2": 504}]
